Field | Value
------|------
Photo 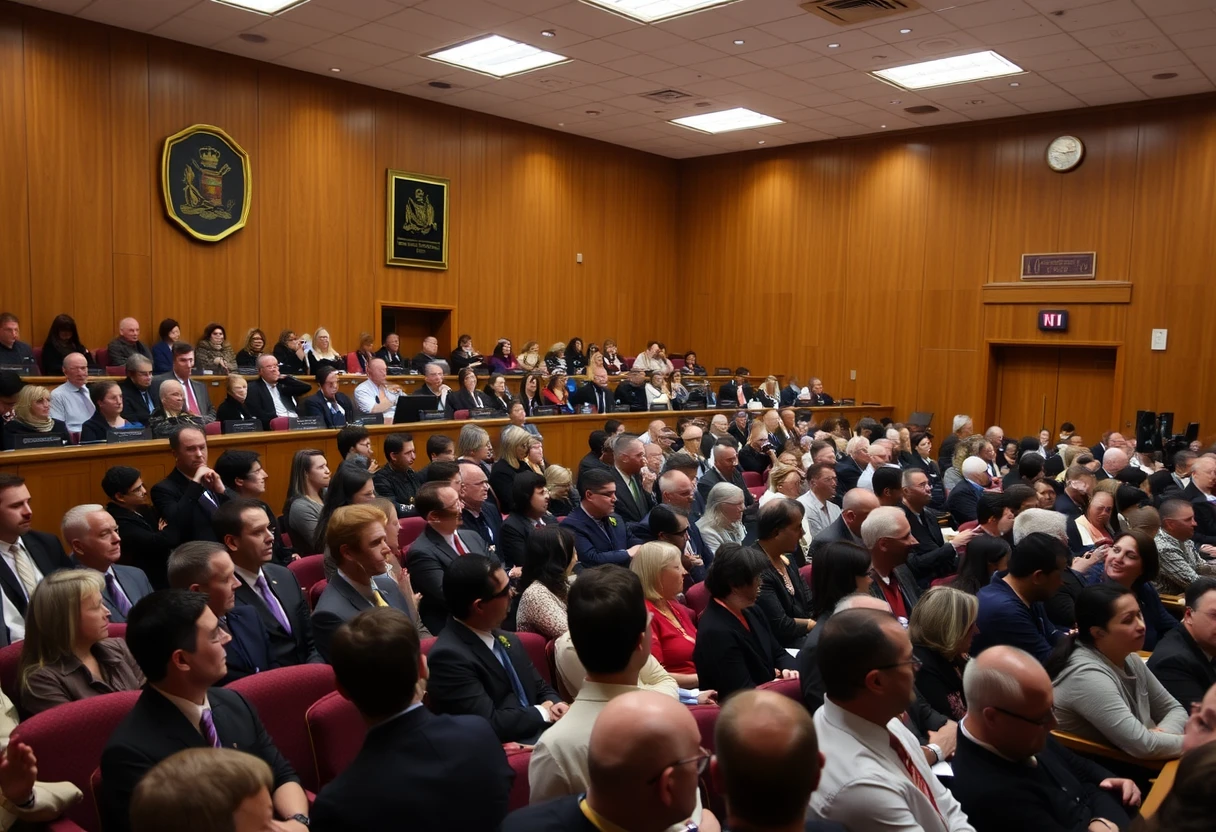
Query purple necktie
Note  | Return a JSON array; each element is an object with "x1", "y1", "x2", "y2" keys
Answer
[
  {"x1": 105, "y1": 572, "x2": 131, "y2": 617},
  {"x1": 254, "y1": 573, "x2": 292, "y2": 634},
  {"x1": 199, "y1": 709, "x2": 221, "y2": 748}
]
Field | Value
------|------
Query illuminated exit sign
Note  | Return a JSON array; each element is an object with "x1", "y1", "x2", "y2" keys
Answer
[{"x1": 1038, "y1": 310, "x2": 1069, "y2": 331}]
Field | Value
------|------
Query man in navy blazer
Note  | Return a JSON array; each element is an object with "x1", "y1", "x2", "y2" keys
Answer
[
  {"x1": 312, "y1": 607, "x2": 513, "y2": 831},
  {"x1": 311, "y1": 503, "x2": 425, "y2": 661},
  {"x1": 426, "y1": 555, "x2": 565, "y2": 744},
  {"x1": 945, "y1": 456, "x2": 989, "y2": 527},
  {"x1": 560, "y1": 468, "x2": 638, "y2": 568},
  {"x1": 0, "y1": 474, "x2": 74, "y2": 646},
  {"x1": 151, "y1": 427, "x2": 230, "y2": 545},
  {"x1": 246, "y1": 355, "x2": 313, "y2": 429},
  {"x1": 406, "y1": 483, "x2": 492, "y2": 635},
  {"x1": 63, "y1": 503, "x2": 155, "y2": 623},
  {"x1": 301, "y1": 366, "x2": 355, "y2": 428},
  {"x1": 100, "y1": 591, "x2": 308, "y2": 832},
  {"x1": 167, "y1": 541, "x2": 273, "y2": 685}
]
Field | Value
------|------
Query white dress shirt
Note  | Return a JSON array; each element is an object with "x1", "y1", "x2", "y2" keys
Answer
[
  {"x1": 1, "y1": 538, "x2": 45, "y2": 641},
  {"x1": 353, "y1": 379, "x2": 397, "y2": 414},
  {"x1": 467, "y1": 625, "x2": 550, "y2": 724},
  {"x1": 153, "y1": 685, "x2": 213, "y2": 737},
  {"x1": 812, "y1": 698, "x2": 975, "y2": 832},
  {"x1": 265, "y1": 380, "x2": 296, "y2": 417},
  {"x1": 49, "y1": 382, "x2": 95, "y2": 431}
]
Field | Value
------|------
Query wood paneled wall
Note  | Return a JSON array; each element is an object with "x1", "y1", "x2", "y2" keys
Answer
[
  {"x1": 0, "y1": 4, "x2": 679, "y2": 365},
  {"x1": 677, "y1": 96, "x2": 1216, "y2": 438}
]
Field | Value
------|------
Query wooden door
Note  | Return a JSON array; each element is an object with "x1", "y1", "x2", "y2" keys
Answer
[
  {"x1": 1054, "y1": 347, "x2": 1117, "y2": 446},
  {"x1": 991, "y1": 346, "x2": 1116, "y2": 442}
]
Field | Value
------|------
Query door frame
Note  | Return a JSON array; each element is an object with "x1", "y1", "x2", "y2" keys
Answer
[{"x1": 982, "y1": 339, "x2": 1124, "y2": 435}]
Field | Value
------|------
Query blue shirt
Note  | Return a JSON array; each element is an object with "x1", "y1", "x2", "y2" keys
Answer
[{"x1": 972, "y1": 572, "x2": 1066, "y2": 661}]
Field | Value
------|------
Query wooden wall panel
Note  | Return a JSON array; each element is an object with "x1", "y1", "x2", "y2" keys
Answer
[{"x1": 0, "y1": 5, "x2": 31, "y2": 331}]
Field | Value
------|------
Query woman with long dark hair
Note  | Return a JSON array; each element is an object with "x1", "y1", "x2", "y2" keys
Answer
[
  {"x1": 310, "y1": 465, "x2": 375, "y2": 555},
  {"x1": 950, "y1": 535, "x2": 1011, "y2": 595},
  {"x1": 40, "y1": 314, "x2": 94, "y2": 375},
  {"x1": 1082, "y1": 529, "x2": 1178, "y2": 650},
  {"x1": 515, "y1": 526, "x2": 576, "y2": 640},
  {"x1": 809, "y1": 541, "x2": 873, "y2": 620}
]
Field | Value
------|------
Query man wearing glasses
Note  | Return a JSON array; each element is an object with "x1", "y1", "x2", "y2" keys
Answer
[
  {"x1": 812, "y1": 608, "x2": 975, "y2": 832},
  {"x1": 407, "y1": 482, "x2": 490, "y2": 636},
  {"x1": 560, "y1": 468, "x2": 641, "y2": 568},
  {"x1": 503, "y1": 690, "x2": 707, "y2": 832},
  {"x1": 119, "y1": 354, "x2": 156, "y2": 425},
  {"x1": 950, "y1": 645, "x2": 1138, "y2": 832}
]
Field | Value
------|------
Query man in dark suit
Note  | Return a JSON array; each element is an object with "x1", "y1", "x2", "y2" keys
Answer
[
  {"x1": 944, "y1": 456, "x2": 989, "y2": 527},
  {"x1": 901, "y1": 469, "x2": 973, "y2": 586},
  {"x1": 100, "y1": 591, "x2": 309, "y2": 832},
  {"x1": 861, "y1": 506, "x2": 922, "y2": 621},
  {"x1": 301, "y1": 366, "x2": 354, "y2": 428},
  {"x1": 245, "y1": 354, "x2": 312, "y2": 429},
  {"x1": 570, "y1": 367, "x2": 613, "y2": 414},
  {"x1": 613, "y1": 367, "x2": 647, "y2": 412},
  {"x1": 1054, "y1": 464, "x2": 1094, "y2": 520},
  {"x1": 63, "y1": 504, "x2": 154, "y2": 623},
  {"x1": 717, "y1": 367, "x2": 753, "y2": 408},
  {"x1": 1149, "y1": 449, "x2": 1195, "y2": 499},
  {"x1": 103, "y1": 466, "x2": 175, "y2": 589},
  {"x1": 216, "y1": 499, "x2": 320, "y2": 667},
  {"x1": 119, "y1": 354, "x2": 156, "y2": 426},
  {"x1": 808, "y1": 488, "x2": 877, "y2": 558},
  {"x1": 0, "y1": 474, "x2": 74, "y2": 645},
  {"x1": 576, "y1": 429, "x2": 612, "y2": 494},
  {"x1": 628, "y1": 502, "x2": 710, "y2": 584},
  {"x1": 458, "y1": 460, "x2": 502, "y2": 552},
  {"x1": 1147, "y1": 577, "x2": 1216, "y2": 711},
  {"x1": 950, "y1": 645, "x2": 1136, "y2": 832},
  {"x1": 312, "y1": 504, "x2": 423, "y2": 660},
  {"x1": 833, "y1": 442, "x2": 868, "y2": 502},
  {"x1": 372, "y1": 432, "x2": 422, "y2": 517},
  {"x1": 167, "y1": 541, "x2": 273, "y2": 685},
  {"x1": 806, "y1": 376, "x2": 835, "y2": 408},
  {"x1": 560, "y1": 468, "x2": 638, "y2": 568},
  {"x1": 1183, "y1": 455, "x2": 1216, "y2": 548},
  {"x1": 426, "y1": 554, "x2": 565, "y2": 744},
  {"x1": 697, "y1": 440, "x2": 756, "y2": 510},
  {"x1": 406, "y1": 483, "x2": 491, "y2": 635},
  {"x1": 313, "y1": 607, "x2": 513, "y2": 831},
  {"x1": 150, "y1": 342, "x2": 215, "y2": 419},
  {"x1": 1089, "y1": 431, "x2": 1116, "y2": 463},
  {"x1": 150, "y1": 426, "x2": 230, "y2": 546},
  {"x1": 609, "y1": 434, "x2": 655, "y2": 524}
]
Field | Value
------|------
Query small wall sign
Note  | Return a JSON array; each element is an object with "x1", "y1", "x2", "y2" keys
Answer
[{"x1": 1038, "y1": 310, "x2": 1069, "y2": 332}]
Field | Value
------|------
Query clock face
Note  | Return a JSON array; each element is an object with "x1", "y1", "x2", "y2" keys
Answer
[{"x1": 1047, "y1": 135, "x2": 1084, "y2": 172}]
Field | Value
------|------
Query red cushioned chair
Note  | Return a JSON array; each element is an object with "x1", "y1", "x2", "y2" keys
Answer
[
  {"x1": 798, "y1": 564, "x2": 812, "y2": 586},
  {"x1": 305, "y1": 691, "x2": 366, "y2": 787},
  {"x1": 741, "y1": 471, "x2": 763, "y2": 489},
  {"x1": 689, "y1": 703, "x2": 724, "y2": 818},
  {"x1": 11, "y1": 690, "x2": 141, "y2": 832},
  {"x1": 0, "y1": 641, "x2": 22, "y2": 704},
  {"x1": 205, "y1": 420, "x2": 222, "y2": 435},
  {"x1": 48, "y1": 819, "x2": 87, "y2": 831},
  {"x1": 106, "y1": 623, "x2": 126, "y2": 640},
  {"x1": 399, "y1": 516, "x2": 427, "y2": 550},
  {"x1": 308, "y1": 579, "x2": 327, "y2": 610},
  {"x1": 420, "y1": 636, "x2": 437, "y2": 656},
  {"x1": 757, "y1": 677, "x2": 801, "y2": 702},
  {"x1": 670, "y1": 358, "x2": 685, "y2": 370},
  {"x1": 345, "y1": 352, "x2": 361, "y2": 373},
  {"x1": 453, "y1": 409, "x2": 470, "y2": 420},
  {"x1": 506, "y1": 748, "x2": 533, "y2": 810},
  {"x1": 287, "y1": 554, "x2": 325, "y2": 596},
  {"x1": 105, "y1": 366, "x2": 124, "y2": 376},
  {"x1": 514, "y1": 631, "x2": 551, "y2": 686},
  {"x1": 94, "y1": 348, "x2": 109, "y2": 368},
  {"x1": 748, "y1": 485, "x2": 766, "y2": 500},
  {"x1": 227, "y1": 664, "x2": 336, "y2": 793},
  {"x1": 685, "y1": 581, "x2": 710, "y2": 616},
  {"x1": 32, "y1": 347, "x2": 42, "y2": 367},
  {"x1": 270, "y1": 416, "x2": 290, "y2": 431}
]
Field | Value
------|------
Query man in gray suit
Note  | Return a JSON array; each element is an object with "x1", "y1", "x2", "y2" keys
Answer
[
  {"x1": 405, "y1": 482, "x2": 490, "y2": 635},
  {"x1": 150, "y1": 342, "x2": 215, "y2": 419},
  {"x1": 62, "y1": 504, "x2": 153, "y2": 623},
  {"x1": 312, "y1": 503, "x2": 424, "y2": 661}
]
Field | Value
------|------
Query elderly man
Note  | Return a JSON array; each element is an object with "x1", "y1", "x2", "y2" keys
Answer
[
  {"x1": 353, "y1": 358, "x2": 400, "y2": 415},
  {"x1": 107, "y1": 318, "x2": 151, "y2": 368},
  {"x1": 938, "y1": 414, "x2": 973, "y2": 471},
  {"x1": 1097, "y1": 447, "x2": 1128, "y2": 481},
  {"x1": 1148, "y1": 577, "x2": 1216, "y2": 711},
  {"x1": 119, "y1": 355, "x2": 156, "y2": 425},
  {"x1": 48, "y1": 352, "x2": 95, "y2": 432},
  {"x1": 944, "y1": 456, "x2": 989, "y2": 527},
  {"x1": 62, "y1": 504, "x2": 153, "y2": 622},
  {"x1": 1090, "y1": 431, "x2": 1123, "y2": 463},
  {"x1": 407, "y1": 335, "x2": 442, "y2": 374},
  {"x1": 151, "y1": 343, "x2": 214, "y2": 418},
  {"x1": 982, "y1": 426, "x2": 1005, "y2": 479},
  {"x1": 697, "y1": 439, "x2": 755, "y2": 515},
  {"x1": 246, "y1": 354, "x2": 311, "y2": 430},
  {"x1": 611, "y1": 434, "x2": 655, "y2": 524},
  {"x1": 420, "y1": 363, "x2": 452, "y2": 411},
  {"x1": 950, "y1": 646, "x2": 1138, "y2": 831},
  {"x1": 1182, "y1": 454, "x2": 1216, "y2": 549},
  {"x1": 834, "y1": 436, "x2": 869, "y2": 500},
  {"x1": 862, "y1": 506, "x2": 920, "y2": 622},
  {"x1": 806, "y1": 376, "x2": 833, "y2": 407},
  {"x1": 1154, "y1": 498, "x2": 1216, "y2": 595},
  {"x1": 812, "y1": 488, "x2": 878, "y2": 554},
  {"x1": 614, "y1": 366, "x2": 647, "y2": 412},
  {"x1": 857, "y1": 439, "x2": 895, "y2": 492},
  {"x1": 570, "y1": 367, "x2": 612, "y2": 414}
]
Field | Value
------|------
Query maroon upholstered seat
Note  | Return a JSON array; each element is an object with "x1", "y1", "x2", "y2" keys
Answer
[
  {"x1": 685, "y1": 581, "x2": 710, "y2": 616},
  {"x1": 287, "y1": 554, "x2": 326, "y2": 596},
  {"x1": 305, "y1": 690, "x2": 366, "y2": 787}
]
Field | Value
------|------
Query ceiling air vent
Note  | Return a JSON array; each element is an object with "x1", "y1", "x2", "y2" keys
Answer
[
  {"x1": 800, "y1": 0, "x2": 922, "y2": 25},
  {"x1": 641, "y1": 89, "x2": 694, "y2": 103},
  {"x1": 904, "y1": 105, "x2": 939, "y2": 114}
]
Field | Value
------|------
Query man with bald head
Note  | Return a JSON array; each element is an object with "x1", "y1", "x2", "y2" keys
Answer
[
  {"x1": 48, "y1": 352, "x2": 95, "y2": 432},
  {"x1": 861, "y1": 506, "x2": 920, "y2": 622},
  {"x1": 1097, "y1": 447, "x2": 1128, "y2": 481},
  {"x1": 857, "y1": 439, "x2": 894, "y2": 492},
  {"x1": 950, "y1": 645, "x2": 1138, "y2": 831},
  {"x1": 353, "y1": 358, "x2": 400, "y2": 415},
  {"x1": 945, "y1": 456, "x2": 990, "y2": 527},
  {"x1": 712, "y1": 689, "x2": 844, "y2": 832},
  {"x1": 1182, "y1": 454, "x2": 1216, "y2": 550},
  {"x1": 503, "y1": 690, "x2": 711, "y2": 832},
  {"x1": 811, "y1": 488, "x2": 878, "y2": 555},
  {"x1": 245, "y1": 354, "x2": 311, "y2": 430},
  {"x1": 107, "y1": 317, "x2": 151, "y2": 367}
]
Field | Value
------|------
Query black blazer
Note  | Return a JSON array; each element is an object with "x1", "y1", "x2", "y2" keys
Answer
[
  {"x1": 119, "y1": 379, "x2": 155, "y2": 426},
  {"x1": 944, "y1": 480, "x2": 981, "y2": 527},
  {"x1": 948, "y1": 733, "x2": 1127, "y2": 832},
  {"x1": 106, "y1": 503, "x2": 175, "y2": 589},
  {"x1": 613, "y1": 382, "x2": 646, "y2": 412},
  {"x1": 755, "y1": 554, "x2": 813, "y2": 648},
  {"x1": 2, "y1": 419, "x2": 69, "y2": 449},
  {"x1": 221, "y1": 605, "x2": 273, "y2": 685},
  {"x1": 808, "y1": 515, "x2": 863, "y2": 558},
  {"x1": 447, "y1": 388, "x2": 488, "y2": 417},
  {"x1": 101, "y1": 686, "x2": 299, "y2": 832},
  {"x1": 569, "y1": 382, "x2": 611, "y2": 414},
  {"x1": 1146, "y1": 625, "x2": 1216, "y2": 712},
  {"x1": 215, "y1": 395, "x2": 257, "y2": 423},
  {"x1": 692, "y1": 601, "x2": 796, "y2": 699},
  {"x1": 498, "y1": 513, "x2": 556, "y2": 572},
  {"x1": 866, "y1": 564, "x2": 922, "y2": 617},
  {"x1": 92, "y1": 563, "x2": 154, "y2": 623},
  {"x1": 311, "y1": 705, "x2": 513, "y2": 832},
  {"x1": 0, "y1": 532, "x2": 72, "y2": 643},
  {"x1": 150, "y1": 468, "x2": 229, "y2": 545},
  {"x1": 482, "y1": 388, "x2": 512, "y2": 414},
  {"x1": 406, "y1": 527, "x2": 491, "y2": 635},
  {"x1": 834, "y1": 457, "x2": 864, "y2": 500},
  {"x1": 610, "y1": 467, "x2": 654, "y2": 524},
  {"x1": 272, "y1": 343, "x2": 308, "y2": 375},
  {"x1": 312, "y1": 574, "x2": 416, "y2": 662},
  {"x1": 80, "y1": 410, "x2": 119, "y2": 444},
  {"x1": 301, "y1": 391, "x2": 355, "y2": 428},
  {"x1": 697, "y1": 465, "x2": 755, "y2": 508},
  {"x1": 903, "y1": 505, "x2": 958, "y2": 585},
  {"x1": 489, "y1": 458, "x2": 526, "y2": 513},
  {"x1": 460, "y1": 506, "x2": 503, "y2": 551},
  {"x1": 233, "y1": 562, "x2": 320, "y2": 667},
  {"x1": 245, "y1": 376, "x2": 313, "y2": 429},
  {"x1": 1183, "y1": 482, "x2": 1216, "y2": 547},
  {"x1": 426, "y1": 619, "x2": 561, "y2": 744},
  {"x1": 717, "y1": 380, "x2": 753, "y2": 404}
]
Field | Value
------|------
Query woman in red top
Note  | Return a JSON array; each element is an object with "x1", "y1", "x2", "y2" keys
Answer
[
  {"x1": 542, "y1": 372, "x2": 573, "y2": 413},
  {"x1": 631, "y1": 541, "x2": 699, "y2": 687}
]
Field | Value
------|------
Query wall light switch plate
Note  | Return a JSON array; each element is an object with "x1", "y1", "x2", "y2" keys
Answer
[
  {"x1": 849, "y1": 369, "x2": 856, "y2": 380},
  {"x1": 1151, "y1": 329, "x2": 1167, "y2": 351}
]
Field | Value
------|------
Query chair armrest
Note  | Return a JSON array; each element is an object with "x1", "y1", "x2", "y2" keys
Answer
[
  {"x1": 1140, "y1": 758, "x2": 1179, "y2": 818},
  {"x1": 1050, "y1": 730, "x2": 1168, "y2": 772}
]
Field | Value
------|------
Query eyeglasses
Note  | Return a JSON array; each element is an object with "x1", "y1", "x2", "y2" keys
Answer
[
  {"x1": 481, "y1": 583, "x2": 514, "y2": 602},
  {"x1": 992, "y1": 706, "x2": 1056, "y2": 727},
  {"x1": 592, "y1": 490, "x2": 617, "y2": 500},
  {"x1": 646, "y1": 748, "x2": 711, "y2": 784},
  {"x1": 874, "y1": 656, "x2": 923, "y2": 672}
]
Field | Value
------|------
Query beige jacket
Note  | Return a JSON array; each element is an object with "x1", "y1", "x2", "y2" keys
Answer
[{"x1": 0, "y1": 689, "x2": 82, "y2": 829}]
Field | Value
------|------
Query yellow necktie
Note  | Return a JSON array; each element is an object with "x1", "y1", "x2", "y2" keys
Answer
[{"x1": 371, "y1": 586, "x2": 388, "y2": 607}]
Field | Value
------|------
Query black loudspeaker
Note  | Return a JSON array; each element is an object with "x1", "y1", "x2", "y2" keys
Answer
[{"x1": 1134, "y1": 410, "x2": 1159, "y2": 453}]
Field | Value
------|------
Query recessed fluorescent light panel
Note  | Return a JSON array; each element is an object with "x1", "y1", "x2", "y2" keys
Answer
[
  {"x1": 426, "y1": 35, "x2": 569, "y2": 78},
  {"x1": 872, "y1": 50, "x2": 1023, "y2": 90},
  {"x1": 581, "y1": 0, "x2": 740, "y2": 24},
  {"x1": 210, "y1": 0, "x2": 311, "y2": 14},
  {"x1": 671, "y1": 107, "x2": 783, "y2": 134}
]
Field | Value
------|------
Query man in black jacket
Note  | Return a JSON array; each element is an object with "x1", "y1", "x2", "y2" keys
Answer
[
  {"x1": 613, "y1": 367, "x2": 647, "y2": 412},
  {"x1": 372, "y1": 432, "x2": 421, "y2": 517},
  {"x1": 246, "y1": 355, "x2": 312, "y2": 429},
  {"x1": 1183, "y1": 455, "x2": 1216, "y2": 549},
  {"x1": 301, "y1": 366, "x2": 354, "y2": 428},
  {"x1": 119, "y1": 354, "x2": 156, "y2": 426},
  {"x1": 717, "y1": 367, "x2": 753, "y2": 408},
  {"x1": 950, "y1": 645, "x2": 1138, "y2": 832},
  {"x1": 570, "y1": 367, "x2": 613, "y2": 414},
  {"x1": 1147, "y1": 577, "x2": 1216, "y2": 711},
  {"x1": 609, "y1": 434, "x2": 655, "y2": 524},
  {"x1": 902, "y1": 469, "x2": 974, "y2": 585},
  {"x1": 104, "y1": 465, "x2": 175, "y2": 588},
  {"x1": 100, "y1": 590, "x2": 308, "y2": 832},
  {"x1": 0, "y1": 473, "x2": 73, "y2": 645},
  {"x1": 312, "y1": 608, "x2": 512, "y2": 831},
  {"x1": 150, "y1": 426, "x2": 230, "y2": 545}
]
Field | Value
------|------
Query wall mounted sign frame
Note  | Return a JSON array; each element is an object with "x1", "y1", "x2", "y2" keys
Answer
[
  {"x1": 161, "y1": 124, "x2": 251, "y2": 243},
  {"x1": 387, "y1": 169, "x2": 450, "y2": 269}
]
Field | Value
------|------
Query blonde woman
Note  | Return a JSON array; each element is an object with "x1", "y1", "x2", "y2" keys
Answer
[
  {"x1": 19, "y1": 571, "x2": 145, "y2": 716},
  {"x1": 644, "y1": 371, "x2": 670, "y2": 410},
  {"x1": 544, "y1": 464, "x2": 575, "y2": 517},
  {"x1": 490, "y1": 425, "x2": 534, "y2": 512},
  {"x1": 753, "y1": 375, "x2": 781, "y2": 408},
  {"x1": 740, "y1": 420, "x2": 777, "y2": 474},
  {"x1": 632, "y1": 541, "x2": 699, "y2": 687},
  {"x1": 4, "y1": 385, "x2": 69, "y2": 448},
  {"x1": 517, "y1": 341, "x2": 542, "y2": 373},
  {"x1": 215, "y1": 374, "x2": 256, "y2": 422},
  {"x1": 697, "y1": 482, "x2": 747, "y2": 559},
  {"x1": 524, "y1": 435, "x2": 547, "y2": 475},
  {"x1": 307, "y1": 327, "x2": 344, "y2": 375},
  {"x1": 760, "y1": 463, "x2": 805, "y2": 507},
  {"x1": 909, "y1": 585, "x2": 978, "y2": 721}
]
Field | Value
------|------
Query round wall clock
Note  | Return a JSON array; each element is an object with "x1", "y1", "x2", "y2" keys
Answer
[{"x1": 1046, "y1": 135, "x2": 1084, "y2": 172}]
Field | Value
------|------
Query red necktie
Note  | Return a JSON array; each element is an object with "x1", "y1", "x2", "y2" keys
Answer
[
  {"x1": 889, "y1": 730, "x2": 941, "y2": 818},
  {"x1": 737, "y1": 385, "x2": 746, "y2": 405},
  {"x1": 453, "y1": 533, "x2": 467, "y2": 555},
  {"x1": 183, "y1": 380, "x2": 200, "y2": 415}
]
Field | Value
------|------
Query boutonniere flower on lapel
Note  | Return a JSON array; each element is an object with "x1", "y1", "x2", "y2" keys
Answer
[
  {"x1": 608, "y1": 517, "x2": 618, "y2": 527},
  {"x1": 497, "y1": 634, "x2": 512, "y2": 649}
]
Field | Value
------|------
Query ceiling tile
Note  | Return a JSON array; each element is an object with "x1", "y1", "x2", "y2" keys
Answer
[
  {"x1": 414, "y1": 0, "x2": 522, "y2": 28},
  {"x1": 741, "y1": 43, "x2": 822, "y2": 69},
  {"x1": 595, "y1": 74, "x2": 664, "y2": 95},
  {"x1": 937, "y1": 0, "x2": 1040, "y2": 29},
  {"x1": 719, "y1": 0, "x2": 805, "y2": 26},
  {"x1": 798, "y1": 30, "x2": 890, "y2": 57},
  {"x1": 150, "y1": 15, "x2": 234, "y2": 48},
  {"x1": 862, "y1": 12, "x2": 962, "y2": 44},
  {"x1": 377, "y1": 8, "x2": 481, "y2": 42},
  {"x1": 1016, "y1": 94, "x2": 1087, "y2": 112},
  {"x1": 831, "y1": 46, "x2": 917, "y2": 72},
  {"x1": 537, "y1": 2, "x2": 641, "y2": 37},
  {"x1": 753, "y1": 13, "x2": 843, "y2": 45},
  {"x1": 1071, "y1": 19, "x2": 1164, "y2": 47},
  {"x1": 1169, "y1": 28, "x2": 1216, "y2": 50},
  {"x1": 493, "y1": 16, "x2": 594, "y2": 49},
  {"x1": 603, "y1": 53, "x2": 678, "y2": 76},
  {"x1": 485, "y1": 0, "x2": 571, "y2": 17},
  {"x1": 310, "y1": 0, "x2": 406, "y2": 22},
  {"x1": 686, "y1": 55, "x2": 765, "y2": 78},
  {"x1": 560, "y1": 39, "x2": 637, "y2": 64},
  {"x1": 1136, "y1": 77, "x2": 1213, "y2": 97},
  {"x1": 1019, "y1": 48, "x2": 1103, "y2": 71},
  {"x1": 346, "y1": 65, "x2": 429, "y2": 90},
  {"x1": 1154, "y1": 10, "x2": 1216, "y2": 35},
  {"x1": 312, "y1": 34, "x2": 406, "y2": 65},
  {"x1": 1049, "y1": 0, "x2": 1147, "y2": 31},
  {"x1": 656, "y1": 40, "x2": 729, "y2": 66},
  {"x1": 346, "y1": 22, "x2": 435, "y2": 52},
  {"x1": 1134, "y1": 0, "x2": 1216, "y2": 14},
  {"x1": 1074, "y1": 87, "x2": 1146, "y2": 106},
  {"x1": 653, "y1": 8, "x2": 742, "y2": 40},
  {"x1": 76, "y1": 0, "x2": 192, "y2": 32},
  {"x1": 1106, "y1": 49, "x2": 1192, "y2": 73},
  {"x1": 211, "y1": 35, "x2": 302, "y2": 61},
  {"x1": 1056, "y1": 74, "x2": 1140, "y2": 94},
  {"x1": 641, "y1": 66, "x2": 714, "y2": 88},
  {"x1": 778, "y1": 57, "x2": 853, "y2": 80},
  {"x1": 275, "y1": 47, "x2": 373, "y2": 76},
  {"x1": 267, "y1": 1, "x2": 365, "y2": 34},
  {"x1": 602, "y1": 25, "x2": 687, "y2": 53},
  {"x1": 966, "y1": 16, "x2": 1064, "y2": 45},
  {"x1": 976, "y1": 71, "x2": 1054, "y2": 91},
  {"x1": 1089, "y1": 38, "x2": 1179, "y2": 62},
  {"x1": 997, "y1": 33, "x2": 1085, "y2": 58},
  {"x1": 695, "y1": 27, "x2": 785, "y2": 55}
]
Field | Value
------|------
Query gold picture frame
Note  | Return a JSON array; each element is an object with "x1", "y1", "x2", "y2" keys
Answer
[
  {"x1": 161, "y1": 124, "x2": 252, "y2": 243},
  {"x1": 386, "y1": 169, "x2": 449, "y2": 269}
]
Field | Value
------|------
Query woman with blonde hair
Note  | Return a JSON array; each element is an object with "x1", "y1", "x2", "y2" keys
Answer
[
  {"x1": 215, "y1": 373, "x2": 256, "y2": 422},
  {"x1": 352, "y1": 331, "x2": 376, "y2": 374},
  {"x1": 490, "y1": 425, "x2": 534, "y2": 512},
  {"x1": 696, "y1": 482, "x2": 747, "y2": 559},
  {"x1": 19, "y1": 570, "x2": 145, "y2": 716},
  {"x1": 739, "y1": 419, "x2": 777, "y2": 474},
  {"x1": 753, "y1": 375, "x2": 780, "y2": 408},
  {"x1": 909, "y1": 585, "x2": 978, "y2": 721},
  {"x1": 544, "y1": 464, "x2": 575, "y2": 517},
  {"x1": 632, "y1": 541, "x2": 699, "y2": 687},
  {"x1": 306, "y1": 327, "x2": 343, "y2": 374},
  {"x1": 944, "y1": 434, "x2": 992, "y2": 495},
  {"x1": 235, "y1": 327, "x2": 266, "y2": 369},
  {"x1": 4, "y1": 385, "x2": 69, "y2": 449},
  {"x1": 516, "y1": 341, "x2": 542, "y2": 373}
]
